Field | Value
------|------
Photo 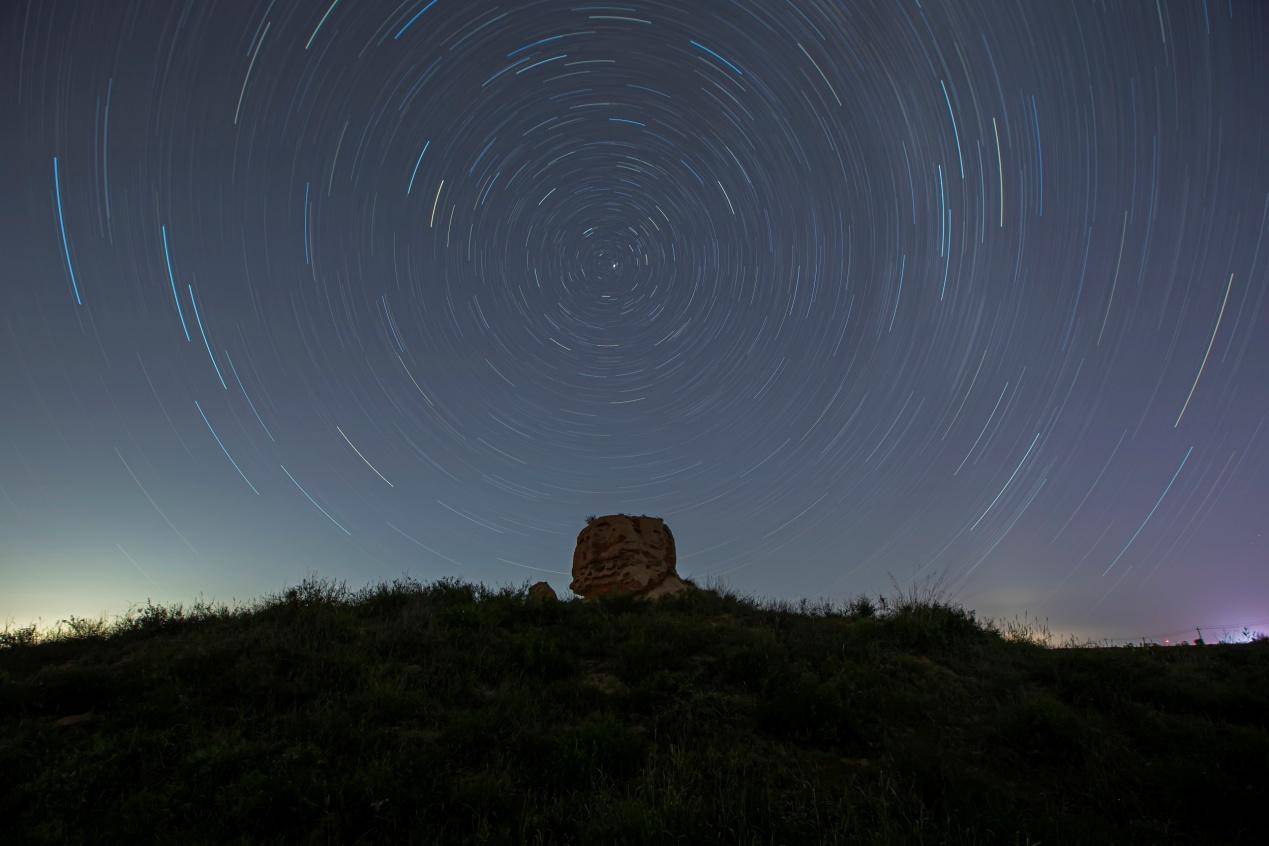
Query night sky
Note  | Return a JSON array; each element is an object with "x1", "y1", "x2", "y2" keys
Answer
[{"x1": 2, "y1": 0, "x2": 1266, "y2": 642}]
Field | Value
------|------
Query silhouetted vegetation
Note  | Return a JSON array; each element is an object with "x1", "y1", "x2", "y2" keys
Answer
[{"x1": 2, "y1": 577, "x2": 1267, "y2": 844}]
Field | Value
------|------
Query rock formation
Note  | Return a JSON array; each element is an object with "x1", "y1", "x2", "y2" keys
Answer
[
  {"x1": 527, "y1": 581, "x2": 558, "y2": 605},
  {"x1": 570, "y1": 514, "x2": 694, "y2": 600}
]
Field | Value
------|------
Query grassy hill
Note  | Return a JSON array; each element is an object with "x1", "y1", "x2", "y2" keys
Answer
[{"x1": 2, "y1": 578, "x2": 1266, "y2": 844}]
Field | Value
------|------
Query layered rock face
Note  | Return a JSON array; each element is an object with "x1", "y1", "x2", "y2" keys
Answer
[{"x1": 570, "y1": 514, "x2": 694, "y2": 600}]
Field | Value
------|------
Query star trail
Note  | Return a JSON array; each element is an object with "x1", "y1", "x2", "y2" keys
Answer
[{"x1": 1, "y1": 0, "x2": 1266, "y2": 641}]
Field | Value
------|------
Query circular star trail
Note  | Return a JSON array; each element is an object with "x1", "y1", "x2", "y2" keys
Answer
[{"x1": 2, "y1": 0, "x2": 1267, "y2": 639}]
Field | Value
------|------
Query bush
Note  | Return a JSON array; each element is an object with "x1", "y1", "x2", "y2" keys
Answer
[
  {"x1": 847, "y1": 595, "x2": 877, "y2": 619},
  {"x1": 0, "y1": 624, "x2": 38, "y2": 649}
]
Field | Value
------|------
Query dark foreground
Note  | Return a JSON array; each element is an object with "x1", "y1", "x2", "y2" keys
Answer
[{"x1": 2, "y1": 579, "x2": 1266, "y2": 845}]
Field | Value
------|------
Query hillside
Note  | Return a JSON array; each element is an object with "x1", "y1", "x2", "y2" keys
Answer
[{"x1": 2, "y1": 578, "x2": 1267, "y2": 844}]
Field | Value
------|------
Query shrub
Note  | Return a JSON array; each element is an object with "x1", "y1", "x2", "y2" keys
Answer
[
  {"x1": 847, "y1": 595, "x2": 877, "y2": 619},
  {"x1": 0, "y1": 624, "x2": 38, "y2": 650}
]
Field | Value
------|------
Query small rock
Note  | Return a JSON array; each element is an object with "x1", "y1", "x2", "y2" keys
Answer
[
  {"x1": 54, "y1": 712, "x2": 94, "y2": 728},
  {"x1": 527, "y1": 581, "x2": 559, "y2": 605}
]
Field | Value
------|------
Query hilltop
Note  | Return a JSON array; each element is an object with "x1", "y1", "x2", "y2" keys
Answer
[{"x1": 2, "y1": 578, "x2": 1267, "y2": 844}]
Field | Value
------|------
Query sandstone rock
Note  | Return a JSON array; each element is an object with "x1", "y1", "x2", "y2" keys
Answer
[
  {"x1": 570, "y1": 514, "x2": 695, "y2": 601},
  {"x1": 527, "y1": 580, "x2": 558, "y2": 605},
  {"x1": 639, "y1": 573, "x2": 695, "y2": 600}
]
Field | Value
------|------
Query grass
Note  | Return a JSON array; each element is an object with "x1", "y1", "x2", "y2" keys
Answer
[{"x1": 1, "y1": 576, "x2": 1267, "y2": 844}]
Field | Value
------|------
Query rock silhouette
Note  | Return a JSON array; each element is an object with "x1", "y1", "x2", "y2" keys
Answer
[
  {"x1": 570, "y1": 514, "x2": 694, "y2": 600},
  {"x1": 527, "y1": 581, "x2": 558, "y2": 605}
]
